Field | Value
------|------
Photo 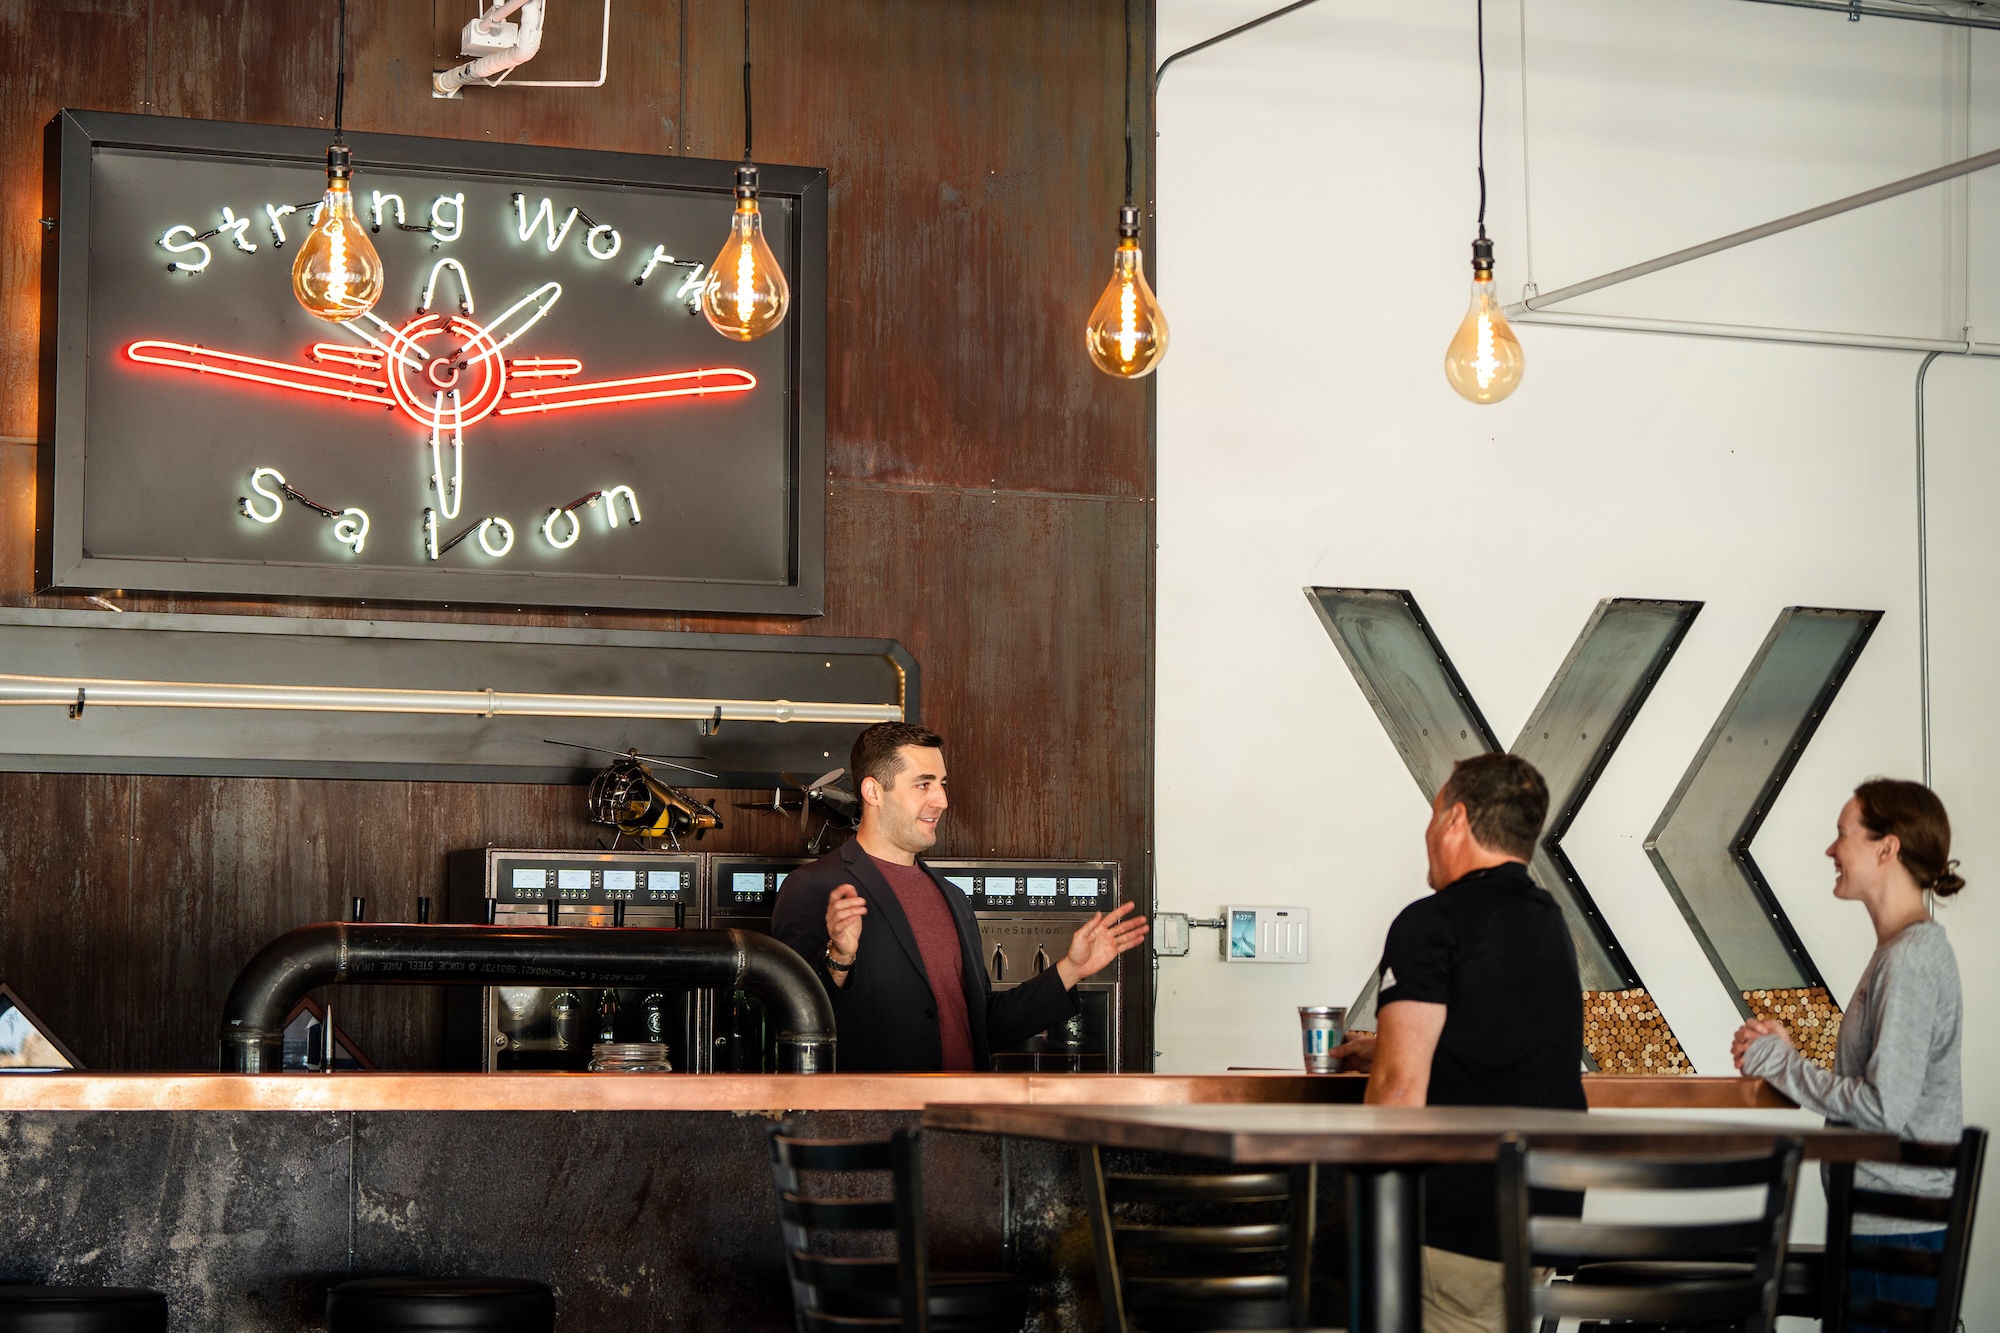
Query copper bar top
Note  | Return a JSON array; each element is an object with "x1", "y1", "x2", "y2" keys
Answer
[
  {"x1": 920, "y1": 1101, "x2": 1890, "y2": 1165},
  {"x1": 0, "y1": 1072, "x2": 1795, "y2": 1113}
]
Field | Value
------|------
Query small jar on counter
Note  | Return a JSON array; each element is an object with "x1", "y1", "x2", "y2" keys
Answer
[{"x1": 587, "y1": 1042, "x2": 673, "y2": 1072}]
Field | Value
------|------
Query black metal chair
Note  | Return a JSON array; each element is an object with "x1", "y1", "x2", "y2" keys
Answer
[
  {"x1": 767, "y1": 1125, "x2": 1029, "y2": 1333},
  {"x1": 1495, "y1": 1133, "x2": 1803, "y2": 1333},
  {"x1": 1077, "y1": 1145, "x2": 1315, "y2": 1332},
  {"x1": 0, "y1": 1287, "x2": 167, "y2": 1333}
]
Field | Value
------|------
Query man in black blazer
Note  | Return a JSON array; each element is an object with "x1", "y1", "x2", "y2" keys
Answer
[{"x1": 771, "y1": 722, "x2": 1147, "y2": 1072}]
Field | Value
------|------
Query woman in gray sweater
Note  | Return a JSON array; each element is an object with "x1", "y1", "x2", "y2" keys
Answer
[{"x1": 1733, "y1": 778, "x2": 1964, "y2": 1314}]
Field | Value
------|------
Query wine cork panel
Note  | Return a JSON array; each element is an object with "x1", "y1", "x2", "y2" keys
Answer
[
  {"x1": 1744, "y1": 986, "x2": 1842, "y2": 1069},
  {"x1": 1584, "y1": 988, "x2": 1693, "y2": 1074}
]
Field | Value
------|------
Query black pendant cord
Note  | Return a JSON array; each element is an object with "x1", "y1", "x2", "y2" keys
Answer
[
  {"x1": 1122, "y1": 1, "x2": 1134, "y2": 209},
  {"x1": 333, "y1": 0, "x2": 347, "y2": 144},
  {"x1": 742, "y1": 0, "x2": 753, "y2": 163},
  {"x1": 1475, "y1": 0, "x2": 1487, "y2": 240}
]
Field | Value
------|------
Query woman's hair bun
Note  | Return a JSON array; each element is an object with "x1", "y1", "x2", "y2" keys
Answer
[{"x1": 1931, "y1": 860, "x2": 1967, "y2": 898}]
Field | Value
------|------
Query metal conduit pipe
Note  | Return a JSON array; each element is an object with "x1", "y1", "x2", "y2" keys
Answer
[{"x1": 218, "y1": 924, "x2": 837, "y2": 1073}]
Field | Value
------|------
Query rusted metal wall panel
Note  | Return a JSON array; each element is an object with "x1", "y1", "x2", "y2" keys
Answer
[{"x1": 0, "y1": 1, "x2": 1154, "y2": 1072}]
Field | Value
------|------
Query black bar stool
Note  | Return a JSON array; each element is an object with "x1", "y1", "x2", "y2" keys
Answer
[
  {"x1": 0, "y1": 1287, "x2": 167, "y2": 1333},
  {"x1": 326, "y1": 1278, "x2": 554, "y2": 1332}
]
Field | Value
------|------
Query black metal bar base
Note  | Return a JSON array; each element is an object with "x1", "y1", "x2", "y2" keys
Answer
[{"x1": 1348, "y1": 1165, "x2": 1423, "y2": 1333}]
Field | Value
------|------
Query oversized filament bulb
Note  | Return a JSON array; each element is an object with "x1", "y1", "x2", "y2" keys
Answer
[
  {"x1": 1086, "y1": 206, "x2": 1168, "y2": 379},
  {"x1": 1443, "y1": 235, "x2": 1523, "y2": 404},
  {"x1": 291, "y1": 145, "x2": 385, "y2": 323},
  {"x1": 701, "y1": 163, "x2": 790, "y2": 341}
]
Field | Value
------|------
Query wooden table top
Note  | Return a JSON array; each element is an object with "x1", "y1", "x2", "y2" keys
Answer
[{"x1": 922, "y1": 1102, "x2": 1900, "y2": 1165}]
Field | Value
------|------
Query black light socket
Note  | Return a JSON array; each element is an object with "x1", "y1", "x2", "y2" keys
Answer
[
  {"x1": 1470, "y1": 235, "x2": 1495, "y2": 279},
  {"x1": 1118, "y1": 204, "x2": 1142, "y2": 240},
  {"x1": 326, "y1": 143, "x2": 354, "y2": 181},
  {"x1": 735, "y1": 162, "x2": 760, "y2": 201}
]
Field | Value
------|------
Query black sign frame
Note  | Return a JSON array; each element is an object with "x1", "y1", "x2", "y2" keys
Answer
[{"x1": 37, "y1": 110, "x2": 827, "y2": 615}]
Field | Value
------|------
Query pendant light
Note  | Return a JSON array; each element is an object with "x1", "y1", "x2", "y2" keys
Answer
[
  {"x1": 1442, "y1": 0, "x2": 1523, "y2": 404},
  {"x1": 1085, "y1": 4, "x2": 1168, "y2": 379},
  {"x1": 293, "y1": 0, "x2": 385, "y2": 323},
  {"x1": 700, "y1": 0, "x2": 790, "y2": 341}
]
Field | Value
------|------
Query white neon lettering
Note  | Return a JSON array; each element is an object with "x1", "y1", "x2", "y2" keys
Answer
[
  {"x1": 218, "y1": 208, "x2": 257, "y2": 253},
  {"x1": 333, "y1": 508, "x2": 369, "y2": 554},
  {"x1": 430, "y1": 193, "x2": 465, "y2": 242},
  {"x1": 159, "y1": 226, "x2": 212, "y2": 272},
  {"x1": 370, "y1": 191, "x2": 407, "y2": 230},
  {"x1": 428, "y1": 392, "x2": 465, "y2": 520},
  {"x1": 604, "y1": 485, "x2": 642, "y2": 527},
  {"x1": 584, "y1": 225, "x2": 622, "y2": 260},
  {"x1": 512, "y1": 194, "x2": 578, "y2": 252},
  {"x1": 241, "y1": 468, "x2": 286, "y2": 522},
  {"x1": 421, "y1": 258, "x2": 475, "y2": 314},
  {"x1": 264, "y1": 203, "x2": 298, "y2": 247},
  {"x1": 542, "y1": 507, "x2": 581, "y2": 549},
  {"x1": 423, "y1": 508, "x2": 440, "y2": 560},
  {"x1": 638, "y1": 245, "x2": 674, "y2": 282},
  {"x1": 477, "y1": 517, "x2": 515, "y2": 557},
  {"x1": 674, "y1": 264, "x2": 706, "y2": 310}
]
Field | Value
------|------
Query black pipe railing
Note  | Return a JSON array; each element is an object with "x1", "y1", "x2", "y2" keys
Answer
[{"x1": 218, "y1": 923, "x2": 836, "y2": 1073}]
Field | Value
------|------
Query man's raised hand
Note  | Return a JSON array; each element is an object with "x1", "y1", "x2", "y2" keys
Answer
[
  {"x1": 824, "y1": 884, "x2": 867, "y2": 987},
  {"x1": 1055, "y1": 901, "x2": 1149, "y2": 988}
]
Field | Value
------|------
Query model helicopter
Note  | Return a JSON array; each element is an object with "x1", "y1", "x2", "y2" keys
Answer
[
  {"x1": 737, "y1": 767, "x2": 860, "y2": 855},
  {"x1": 547, "y1": 741, "x2": 724, "y2": 850}
]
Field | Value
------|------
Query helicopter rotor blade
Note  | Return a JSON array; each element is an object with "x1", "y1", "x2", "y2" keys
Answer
[{"x1": 541, "y1": 739, "x2": 716, "y2": 780}]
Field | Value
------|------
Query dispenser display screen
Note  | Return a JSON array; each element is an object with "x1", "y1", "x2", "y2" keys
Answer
[
  {"x1": 732, "y1": 872, "x2": 767, "y2": 898},
  {"x1": 1026, "y1": 877, "x2": 1058, "y2": 897},
  {"x1": 557, "y1": 869, "x2": 592, "y2": 891},
  {"x1": 1069, "y1": 877, "x2": 1099, "y2": 898},
  {"x1": 646, "y1": 870, "x2": 684, "y2": 894},
  {"x1": 983, "y1": 877, "x2": 1016, "y2": 898},
  {"x1": 603, "y1": 870, "x2": 636, "y2": 893},
  {"x1": 512, "y1": 868, "x2": 548, "y2": 890},
  {"x1": 945, "y1": 876, "x2": 975, "y2": 894}
]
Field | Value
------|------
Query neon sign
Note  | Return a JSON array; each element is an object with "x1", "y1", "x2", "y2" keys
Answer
[{"x1": 47, "y1": 110, "x2": 825, "y2": 614}]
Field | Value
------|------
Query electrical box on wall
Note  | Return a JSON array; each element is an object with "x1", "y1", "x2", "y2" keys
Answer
[{"x1": 1221, "y1": 906, "x2": 1310, "y2": 963}]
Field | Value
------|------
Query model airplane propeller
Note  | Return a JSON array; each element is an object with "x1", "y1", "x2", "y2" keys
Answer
[{"x1": 737, "y1": 767, "x2": 859, "y2": 854}]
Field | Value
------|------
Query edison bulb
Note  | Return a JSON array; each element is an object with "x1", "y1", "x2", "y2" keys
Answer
[
  {"x1": 291, "y1": 145, "x2": 384, "y2": 323},
  {"x1": 701, "y1": 164, "x2": 790, "y2": 341},
  {"x1": 1443, "y1": 236, "x2": 1523, "y2": 404},
  {"x1": 1085, "y1": 206, "x2": 1168, "y2": 379}
]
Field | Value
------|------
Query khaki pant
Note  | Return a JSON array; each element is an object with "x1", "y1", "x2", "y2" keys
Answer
[{"x1": 1421, "y1": 1245, "x2": 1551, "y2": 1333}]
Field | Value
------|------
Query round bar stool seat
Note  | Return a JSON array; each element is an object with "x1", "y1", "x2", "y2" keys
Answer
[
  {"x1": 0, "y1": 1287, "x2": 167, "y2": 1333},
  {"x1": 326, "y1": 1278, "x2": 554, "y2": 1333}
]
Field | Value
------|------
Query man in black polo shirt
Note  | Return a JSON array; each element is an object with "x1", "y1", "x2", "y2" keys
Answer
[{"x1": 1332, "y1": 753, "x2": 1584, "y2": 1333}]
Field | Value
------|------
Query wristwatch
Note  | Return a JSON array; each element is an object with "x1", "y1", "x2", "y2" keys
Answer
[{"x1": 824, "y1": 942, "x2": 855, "y2": 973}]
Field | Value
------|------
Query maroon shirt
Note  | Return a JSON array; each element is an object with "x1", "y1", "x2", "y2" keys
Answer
[{"x1": 869, "y1": 855, "x2": 976, "y2": 1071}]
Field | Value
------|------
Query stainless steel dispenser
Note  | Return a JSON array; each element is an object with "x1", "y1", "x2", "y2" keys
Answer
[
  {"x1": 930, "y1": 859, "x2": 1123, "y2": 1072},
  {"x1": 445, "y1": 848, "x2": 703, "y2": 1072}
]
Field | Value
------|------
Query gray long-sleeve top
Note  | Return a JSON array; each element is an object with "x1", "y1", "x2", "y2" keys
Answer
[{"x1": 1741, "y1": 919, "x2": 1962, "y2": 1230}]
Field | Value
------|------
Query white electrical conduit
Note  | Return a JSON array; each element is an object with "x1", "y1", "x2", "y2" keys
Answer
[
  {"x1": 1505, "y1": 142, "x2": 2000, "y2": 320},
  {"x1": 434, "y1": 0, "x2": 612, "y2": 95},
  {"x1": 0, "y1": 673, "x2": 904, "y2": 725}
]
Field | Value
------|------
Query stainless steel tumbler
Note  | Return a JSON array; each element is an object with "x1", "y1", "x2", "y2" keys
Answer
[{"x1": 1299, "y1": 1005, "x2": 1345, "y2": 1074}]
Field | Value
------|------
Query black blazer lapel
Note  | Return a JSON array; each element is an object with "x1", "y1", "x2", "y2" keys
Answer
[{"x1": 840, "y1": 839, "x2": 932, "y2": 990}]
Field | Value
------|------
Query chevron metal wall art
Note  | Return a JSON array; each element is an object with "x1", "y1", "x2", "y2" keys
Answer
[
  {"x1": 1307, "y1": 589, "x2": 1699, "y2": 1072},
  {"x1": 1646, "y1": 606, "x2": 1881, "y2": 1069}
]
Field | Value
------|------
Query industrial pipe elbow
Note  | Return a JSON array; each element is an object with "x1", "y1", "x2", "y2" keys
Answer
[{"x1": 731, "y1": 929, "x2": 838, "y2": 1074}]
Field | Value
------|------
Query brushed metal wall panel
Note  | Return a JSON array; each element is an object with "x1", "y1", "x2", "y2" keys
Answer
[{"x1": 1646, "y1": 606, "x2": 1880, "y2": 999}]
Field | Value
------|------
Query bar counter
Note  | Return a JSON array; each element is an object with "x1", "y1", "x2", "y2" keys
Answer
[{"x1": 0, "y1": 1071, "x2": 1796, "y2": 1111}]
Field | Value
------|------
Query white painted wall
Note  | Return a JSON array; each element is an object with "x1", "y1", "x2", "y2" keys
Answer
[{"x1": 1152, "y1": 0, "x2": 2000, "y2": 1320}]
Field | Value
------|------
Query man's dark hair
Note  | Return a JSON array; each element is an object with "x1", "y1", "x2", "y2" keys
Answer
[
  {"x1": 850, "y1": 722, "x2": 945, "y2": 793},
  {"x1": 1438, "y1": 754, "x2": 1548, "y2": 860}
]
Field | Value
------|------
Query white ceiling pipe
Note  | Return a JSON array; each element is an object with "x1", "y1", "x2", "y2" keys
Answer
[
  {"x1": 434, "y1": 0, "x2": 547, "y2": 97},
  {"x1": 1512, "y1": 309, "x2": 2000, "y2": 358},
  {"x1": 0, "y1": 673, "x2": 904, "y2": 726}
]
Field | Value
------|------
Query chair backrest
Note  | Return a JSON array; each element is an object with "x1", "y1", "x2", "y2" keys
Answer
[
  {"x1": 1496, "y1": 1133, "x2": 1803, "y2": 1333},
  {"x1": 1077, "y1": 1144, "x2": 1314, "y2": 1333},
  {"x1": 768, "y1": 1126, "x2": 929, "y2": 1333},
  {"x1": 1823, "y1": 1127, "x2": 1987, "y2": 1333}
]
